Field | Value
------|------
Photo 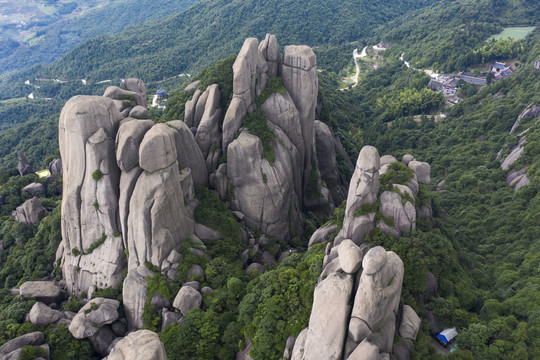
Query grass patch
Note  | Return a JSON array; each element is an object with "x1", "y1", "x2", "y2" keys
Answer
[
  {"x1": 243, "y1": 109, "x2": 275, "y2": 164},
  {"x1": 86, "y1": 233, "x2": 107, "y2": 255},
  {"x1": 194, "y1": 185, "x2": 241, "y2": 239},
  {"x1": 354, "y1": 202, "x2": 377, "y2": 217},
  {"x1": 255, "y1": 77, "x2": 286, "y2": 107},
  {"x1": 380, "y1": 162, "x2": 414, "y2": 192}
]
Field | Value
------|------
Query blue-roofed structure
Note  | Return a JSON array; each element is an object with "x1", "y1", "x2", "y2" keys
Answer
[{"x1": 436, "y1": 328, "x2": 458, "y2": 346}]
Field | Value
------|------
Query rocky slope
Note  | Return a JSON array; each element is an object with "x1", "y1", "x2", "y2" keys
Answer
[
  {"x1": 288, "y1": 146, "x2": 433, "y2": 360},
  {"x1": 50, "y1": 34, "x2": 349, "y2": 355}
]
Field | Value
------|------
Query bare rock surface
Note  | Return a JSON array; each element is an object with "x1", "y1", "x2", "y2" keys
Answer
[
  {"x1": 17, "y1": 151, "x2": 34, "y2": 176},
  {"x1": 12, "y1": 197, "x2": 48, "y2": 226},
  {"x1": 399, "y1": 305, "x2": 421, "y2": 341},
  {"x1": 29, "y1": 302, "x2": 63, "y2": 327},
  {"x1": 302, "y1": 272, "x2": 354, "y2": 360},
  {"x1": 69, "y1": 298, "x2": 120, "y2": 339},
  {"x1": 105, "y1": 330, "x2": 167, "y2": 360},
  {"x1": 19, "y1": 281, "x2": 62, "y2": 304},
  {"x1": 173, "y1": 286, "x2": 202, "y2": 315}
]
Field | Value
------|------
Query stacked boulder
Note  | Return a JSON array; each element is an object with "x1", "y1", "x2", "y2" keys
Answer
[
  {"x1": 291, "y1": 146, "x2": 430, "y2": 359},
  {"x1": 58, "y1": 35, "x2": 349, "y2": 332},
  {"x1": 58, "y1": 79, "x2": 203, "y2": 330}
]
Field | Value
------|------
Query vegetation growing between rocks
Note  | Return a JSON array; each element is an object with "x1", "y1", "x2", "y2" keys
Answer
[
  {"x1": 255, "y1": 77, "x2": 285, "y2": 108},
  {"x1": 242, "y1": 109, "x2": 276, "y2": 165}
]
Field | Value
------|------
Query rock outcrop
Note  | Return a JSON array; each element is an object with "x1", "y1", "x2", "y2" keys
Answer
[
  {"x1": 17, "y1": 151, "x2": 34, "y2": 176},
  {"x1": 12, "y1": 197, "x2": 48, "y2": 226},
  {"x1": 105, "y1": 330, "x2": 167, "y2": 360},
  {"x1": 59, "y1": 82, "x2": 197, "y2": 329},
  {"x1": 19, "y1": 281, "x2": 63, "y2": 304},
  {"x1": 58, "y1": 34, "x2": 348, "y2": 335},
  {"x1": 291, "y1": 146, "x2": 432, "y2": 359}
]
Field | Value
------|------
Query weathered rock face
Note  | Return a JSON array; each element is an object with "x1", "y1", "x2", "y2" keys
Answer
[
  {"x1": 59, "y1": 80, "x2": 199, "y2": 331},
  {"x1": 227, "y1": 131, "x2": 303, "y2": 239},
  {"x1": 291, "y1": 146, "x2": 433, "y2": 360},
  {"x1": 337, "y1": 146, "x2": 380, "y2": 245},
  {"x1": 17, "y1": 151, "x2": 34, "y2": 176},
  {"x1": 59, "y1": 95, "x2": 125, "y2": 295},
  {"x1": 19, "y1": 281, "x2": 62, "y2": 304},
  {"x1": 281, "y1": 45, "x2": 318, "y2": 204},
  {"x1": 69, "y1": 298, "x2": 120, "y2": 339},
  {"x1": 314, "y1": 120, "x2": 347, "y2": 205},
  {"x1": 12, "y1": 197, "x2": 48, "y2": 226},
  {"x1": 105, "y1": 330, "x2": 167, "y2": 360},
  {"x1": 302, "y1": 272, "x2": 354, "y2": 360}
]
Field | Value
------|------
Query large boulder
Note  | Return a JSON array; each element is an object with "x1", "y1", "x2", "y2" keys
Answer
[
  {"x1": 104, "y1": 86, "x2": 146, "y2": 108},
  {"x1": 347, "y1": 247, "x2": 404, "y2": 354},
  {"x1": 28, "y1": 302, "x2": 63, "y2": 327},
  {"x1": 59, "y1": 95, "x2": 125, "y2": 296},
  {"x1": 172, "y1": 286, "x2": 202, "y2": 315},
  {"x1": 185, "y1": 90, "x2": 203, "y2": 128},
  {"x1": 105, "y1": 330, "x2": 167, "y2": 360},
  {"x1": 19, "y1": 281, "x2": 62, "y2": 304},
  {"x1": 399, "y1": 305, "x2": 421, "y2": 341},
  {"x1": 69, "y1": 298, "x2": 120, "y2": 339},
  {"x1": 308, "y1": 224, "x2": 338, "y2": 248},
  {"x1": 115, "y1": 120, "x2": 155, "y2": 172},
  {"x1": 0, "y1": 332, "x2": 45, "y2": 357},
  {"x1": 259, "y1": 33, "x2": 280, "y2": 77},
  {"x1": 120, "y1": 78, "x2": 147, "y2": 97},
  {"x1": 379, "y1": 191, "x2": 416, "y2": 236},
  {"x1": 22, "y1": 182, "x2": 46, "y2": 195},
  {"x1": 302, "y1": 272, "x2": 354, "y2": 360},
  {"x1": 338, "y1": 240, "x2": 363, "y2": 274},
  {"x1": 222, "y1": 97, "x2": 247, "y2": 152},
  {"x1": 123, "y1": 267, "x2": 151, "y2": 330},
  {"x1": 408, "y1": 161, "x2": 430, "y2": 185},
  {"x1": 167, "y1": 120, "x2": 208, "y2": 186},
  {"x1": 17, "y1": 151, "x2": 34, "y2": 176},
  {"x1": 126, "y1": 161, "x2": 194, "y2": 272},
  {"x1": 12, "y1": 197, "x2": 48, "y2": 226},
  {"x1": 138, "y1": 124, "x2": 178, "y2": 173}
]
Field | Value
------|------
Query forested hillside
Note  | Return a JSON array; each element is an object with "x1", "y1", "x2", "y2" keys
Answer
[
  {"x1": 0, "y1": 0, "x2": 199, "y2": 75},
  {"x1": 0, "y1": 0, "x2": 538, "y2": 359},
  {"x1": 0, "y1": 0, "x2": 436, "y2": 100}
]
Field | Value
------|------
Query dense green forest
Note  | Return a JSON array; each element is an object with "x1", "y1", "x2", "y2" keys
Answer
[
  {"x1": 380, "y1": 0, "x2": 540, "y2": 72},
  {"x1": 0, "y1": 0, "x2": 199, "y2": 75},
  {"x1": 0, "y1": 0, "x2": 437, "y2": 101},
  {"x1": 0, "y1": 0, "x2": 538, "y2": 359}
]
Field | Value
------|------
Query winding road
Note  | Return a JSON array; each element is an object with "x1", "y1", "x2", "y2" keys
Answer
[{"x1": 340, "y1": 46, "x2": 367, "y2": 91}]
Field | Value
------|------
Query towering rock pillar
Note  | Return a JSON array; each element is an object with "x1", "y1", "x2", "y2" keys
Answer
[
  {"x1": 281, "y1": 45, "x2": 318, "y2": 205},
  {"x1": 59, "y1": 96, "x2": 125, "y2": 295}
]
